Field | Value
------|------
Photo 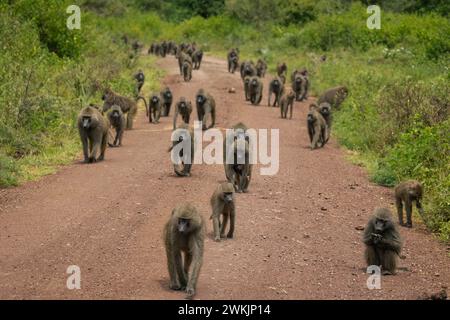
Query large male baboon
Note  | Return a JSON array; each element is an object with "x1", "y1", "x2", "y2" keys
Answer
[
  {"x1": 363, "y1": 208, "x2": 402, "y2": 275},
  {"x1": 106, "y1": 105, "x2": 125, "y2": 147},
  {"x1": 196, "y1": 89, "x2": 216, "y2": 131},
  {"x1": 210, "y1": 182, "x2": 236, "y2": 242},
  {"x1": 317, "y1": 86, "x2": 348, "y2": 109},
  {"x1": 394, "y1": 180, "x2": 424, "y2": 228},
  {"x1": 169, "y1": 123, "x2": 195, "y2": 177},
  {"x1": 227, "y1": 48, "x2": 239, "y2": 73},
  {"x1": 276, "y1": 62, "x2": 287, "y2": 77},
  {"x1": 78, "y1": 105, "x2": 109, "y2": 163},
  {"x1": 173, "y1": 97, "x2": 193, "y2": 130},
  {"x1": 147, "y1": 92, "x2": 162, "y2": 123},
  {"x1": 307, "y1": 104, "x2": 328, "y2": 150},
  {"x1": 160, "y1": 87, "x2": 173, "y2": 117},
  {"x1": 182, "y1": 61, "x2": 193, "y2": 82},
  {"x1": 192, "y1": 50, "x2": 203, "y2": 70},
  {"x1": 280, "y1": 90, "x2": 296, "y2": 120},
  {"x1": 292, "y1": 73, "x2": 309, "y2": 102},
  {"x1": 256, "y1": 59, "x2": 267, "y2": 78},
  {"x1": 164, "y1": 203, "x2": 205, "y2": 299},
  {"x1": 102, "y1": 88, "x2": 138, "y2": 130},
  {"x1": 133, "y1": 69, "x2": 145, "y2": 96},
  {"x1": 248, "y1": 76, "x2": 263, "y2": 106},
  {"x1": 224, "y1": 138, "x2": 252, "y2": 193},
  {"x1": 240, "y1": 61, "x2": 256, "y2": 80},
  {"x1": 268, "y1": 77, "x2": 284, "y2": 107}
]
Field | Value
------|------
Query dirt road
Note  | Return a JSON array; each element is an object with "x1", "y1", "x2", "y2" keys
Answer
[{"x1": 0, "y1": 55, "x2": 448, "y2": 300}]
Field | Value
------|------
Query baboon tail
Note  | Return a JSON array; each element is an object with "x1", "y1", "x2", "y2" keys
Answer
[{"x1": 136, "y1": 95, "x2": 149, "y2": 116}]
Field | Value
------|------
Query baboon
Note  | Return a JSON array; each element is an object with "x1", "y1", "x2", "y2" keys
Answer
[
  {"x1": 148, "y1": 43, "x2": 155, "y2": 54},
  {"x1": 106, "y1": 105, "x2": 125, "y2": 147},
  {"x1": 268, "y1": 77, "x2": 284, "y2": 107},
  {"x1": 292, "y1": 73, "x2": 309, "y2": 102},
  {"x1": 160, "y1": 41, "x2": 168, "y2": 57},
  {"x1": 178, "y1": 52, "x2": 192, "y2": 75},
  {"x1": 243, "y1": 76, "x2": 251, "y2": 101},
  {"x1": 280, "y1": 90, "x2": 296, "y2": 119},
  {"x1": 173, "y1": 97, "x2": 193, "y2": 130},
  {"x1": 256, "y1": 59, "x2": 267, "y2": 78},
  {"x1": 164, "y1": 203, "x2": 205, "y2": 299},
  {"x1": 227, "y1": 48, "x2": 239, "y2": 73},
  {"x1": 307, "y1": 104, "x2": 328, "y2": 150},
  {"x1": 317, "y1": 102, "x2": 332, "y2": 142},
  {"x1": 240, "y1": 61, "x2": 256, "y2": 80},
  {"x1": 160, "y1": 87, "x2": 173, "y2": 117},
  {"x1": 192, "y1": 50, "x2": 203, "y2": 70},
  {"x1": 279, "y1": 73, "x2": 286, "y2": 85},
  {"x1": 78, "y1": 105, "x2": 109, "y2": 163},
  {"x1": 131, "y1": 40, "x2": 142, "y2": 54},
  {"x1": 154, "y1": 43, "x2": 161, "y2": 56},
  {"x1": 276, "y1": 62, "x2": 287, "y2": 77},
  {"x1": 290, "y1": 68, "x2": 308, "y2": 83},
  {"x1": 182, "y1": 61, "x2": 193, "y2": 82},
  {"x1": 394, "y1": 180, "x2": 424, "y2": 228},
  {"x1": 147, "y1": 92, "x2": 162, "y2": 123},
  {"x1": 134, "y1": 69, "x2": 145, "y2": 95},
  {"x1": 224, "y1": 139, "x2": 252, "y2": 193},
  {"x1": 210, "y1": 182, "x2": 236, "y2": 242},
  {"x1": 169, "y1": 123, "x2": 195, "y2": 177},
  {"x1": 363, "y1": 208, "x2": 402, "y2": 275},
  {"x1": 317, "y1": 86, "x2": 348, "y2": 109},
  {"x1": 195, "y1": 89, "x2": 216, "y2": 130},
  {"x1": 248, "y1": 76, "x2": 263, "y2": 106},
  {"x1": 102, "y1": 88, "x2": 138, "y2": 130}
]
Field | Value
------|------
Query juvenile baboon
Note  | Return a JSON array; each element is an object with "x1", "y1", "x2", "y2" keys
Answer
[
  {"x1": 164, "y1": 203, "x2": 205, "y2": 299},
  {"x1": 292, "y1": 73, "x2": 309, "y2": 102},
  {"x1": 248, "y1": 76, "x2": 263, "y2": 106},
  {"x1": 160, "y1": 87, "x2": 173, "y2": 117},
  {"x1": 169, "y1": 123, "x2": 195, "y2": 177},
  {"x1": 133, "y1": 69, "x2": 145, "y2": 95},
  {"x1": 148, "y1": 92, "x2": 162, "y2": 123},
  {"x1": 182, "y1": 61, "x2": 192, "y2": 82},
  {"x1": 227, "y1": 48, "x2": 239, "y2": 73},
  {"x1": 78, "y1": 105, "x2": 109, "y2": 163},
  {"x1": 224, "y1": 139, "x2": 252, "y2": 193},
  {"x1": 243, "y1": 76, "x2": 251, "y2": 101},
  {"x1": 268, "y1": 77, "x2": 284, "y2": 107},
  {"x1": 192, "y1": 50, "x2": 203, "y2": 70},
  {"x1": 276, "y1": 62, "x2": 287, "y2": 77},
  {"x1": 394, "y1": 180, "x2": 424, "y2": 228},
  {"x1": 173, "y1": 97, "x2": 193, "y2": 130},
  {"x1": 210, "y1": 182, "x2": 236, "y2": 241},
  {"x1": 102, "y1": 88, "x2": 138, "y2": 130},
  {"x1": 317, "y1": 86, "x2": 348, "y2": 109},
  {"x1": 317, "y1": 102, "x2": 332, "y2": 142},
  {"x1": 106, "y1": 105, "x2": 125, "y2": 147},
  {"x1": 240, "y1": 61, "x2": 256, "y2": 80},
  {"x1": 363, "y1": 208, "x2": 402, "y2": 275},
  {"x1": 280, "y1": 90, "x2": 296, "y2": 119},
  {"x1": 256, "y1": 59, "x2": 267, "y2": 78},
  {"x1": 307, "y1": 104, "x2": 328, "y2": 150},
  {"x1": 196, "y1": 89, "x2": 216, "y2": 130}
]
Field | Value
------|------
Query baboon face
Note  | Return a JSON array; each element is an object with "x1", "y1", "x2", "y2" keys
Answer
[
  {"x1": 373, "y1": 210, "x2": 394, "y2": 233},
  {"x1": 287, "y1": 91, "x2": 295, "y2": 100},
  {"x1": 251, "y1": 79, "x2": 258, "y2": 88},
  {"x1": 81, "y1": 116, "x2": 93, "y2": 129},
  {"x1": 319, "y1": 103, "x2": 331, "y2": 117},
  {"x1": 177, "y1": 218, "x2": 193, "y2": 234},
  {"x1": 223, "y1": 192, "x2": 233, "y2": 204},
  {"x1": 151, "y1": 95, "x2": 160, "y2": 104},
  {"x1": 180, "y1": 101, "x2": 187, "y2": 110},
  {"x1": 164, "y1": 89, "x2": 172, "y2": 98},
  {"x1": 111, "y1": 109, "x2": 121, "y2": 120},
  {"x1": 295, "y1": 75, "x2": 302, "y2": 84},
  {"x1": 307, "y1": 113, "x2": 315, "y2": 124},
  {"x1": 196, "y1": 94, "x2": 205, "y2": 105}
]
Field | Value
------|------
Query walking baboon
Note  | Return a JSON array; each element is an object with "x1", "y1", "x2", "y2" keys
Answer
[
  {"x1": 106, "y1": 105, "x2": 125, "y2": 147},
  {"x1": 196, "y1": 89, "x2": 216, "y2": 130},
  {"x1": 160, "y1": 41, "x2": 168, "y2": 57},
  {"x1": 307, "y1": 104, "x2": 328, "y2": 150},
  {"x1": 102, "y1": 88, "x2": 138, "y2": 130},
  {"x1": 317, "y1": 102, "x2": 332, "y2": 142},
  {"x1": 268, "y1": 77, "x2": 284, "y2": 107},
  {"x1": 363, "y1": 208, "x2": 402, "y2": 275},
  {"x1": 182, "y1": 61, "x2": 192, "y2": 82},
  {"x1": 256, "y1": 59, "x2": 267, "y2": 78},
  {"x1": 173, "y1": 97, "x2": 193, "y2": 130},
  {"x1": 292, "y1": 73, "x2": 309, "y2": 102},
  {"x1": 164, "y1": 203, "x2": 205, "y2": 299},
  {"x1": 243, "y1": 76, "x2": 251, "y2": 101},
  {"x1": 160, "y1": 87, "x2": 173, "y2": 117},
  {"x1": 227, "y1": 48, "x2": 239, "y2": 73},
  {"x1": 192, "y1": 50, "x2": 203, "y2": 70},
  {"x1": 248, "y1": 76, "x2": 263, "y2": 106},
  {"x1": 78, "y1": 105, "x2": 109, "y2": 163},
  {"x1": 317, "y1": 86, "x2": 348, "y2": 109},
  {"x1": 280, "y1": 90, "x2": 296, "y2": 119},
  {"x1": 169, "y1": 123, "x2": 195, "y2": 177},
  {"x1": 276, "y1": 62, "x2": 287, "y2": 77},
  {"x1": 134, "y1": 69, "x2": 145, "y2": 96},
  {"x1": 210, "y1": 182, "x2": 236, "y2": 242},
  {"x1": 178, "y1": 52, "x2": 192, "y2": 75},
  {"x1": 148, "y1": 92, "x2": 162, "y2": 123},
  {"x1": 394, "y1": 180, "x2": 424, "y2": 228},
  {"x1": 240, "y1": 61, "x2": 256, "y2": 80},
  {"x1": 224, "y1": 139, "x2": 252, "y2": 193}
]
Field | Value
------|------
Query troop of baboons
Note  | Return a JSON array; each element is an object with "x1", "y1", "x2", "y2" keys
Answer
[{"x1": 75, "y1": 38, "x2": 427, "y2": 298}]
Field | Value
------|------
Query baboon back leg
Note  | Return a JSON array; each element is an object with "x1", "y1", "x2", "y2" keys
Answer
[
  {"x1": 405, "y1": 200, "x2": 413, "y2": 227},
  {"x1": 228, "y1": 210, "x2": 235, "y2": 238},
  {"x1": 99, "y1": 132, "x2": 108, "y2": 161},
  {"x1": 166, "y1": 243, "x2": 180, "y2": 290},
  {"x1": 174, "y1": 251, "x2": 188, "y2": 288},
  {"x1": 213, "y1": 216, "x2": 221, "y2": 241},
  {"x1": 221, "y1": 214, "x2": 229, "y2": 238},
  {"x1": 184, "y1": 252, "x2": 192, "y2": 276},
  {"x1": 81, "y1": 137, "x2": 89, "y2": 162},
  {"x1": 396, "y1": 198, "x2": 404, "y2": 225},
  {"x1": 365, "y1": 245, "x2": 381, "y2": 267},
  {"x1": 381, "y1": 250, "x2": 397, "y2": 275}
]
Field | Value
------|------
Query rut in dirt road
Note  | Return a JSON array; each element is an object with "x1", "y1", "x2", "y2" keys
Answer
[{"x1": 0, "y1": 55, "x2": 449, "y2": 300}]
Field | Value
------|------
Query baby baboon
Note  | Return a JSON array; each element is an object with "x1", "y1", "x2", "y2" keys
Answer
[
  {"x1": 307, "y1": 104, "x2": 328, "y2": 150},
  {"x1": 102, "y1": 88, "x2": 138, "y2": 130},
  {"x1": 243, "y1": 76, "x2": 251, "y2": 101},
  {"x1": 240, "y1": 61, "x2": 256, "y2": 80},
  {"x1": 148, "y1": 92, "x2": 162, "y2": 123},
  {"x1": 173, "y1": 97, "x2": 193, "y2": 130},
  {"x1": 192, "y1": 50, "x2": 203, "y2": 70},
  {"x1": 394, "y1": 180, "x2": 424, "y2": 228},
  {"x1": 280, "y1": 90, "x2": 296, "y2": 119},
  {"x1": 107, "y1": 105, "x2": 125, "y2": 147},
  {"x1": 196, "y1": 89, "x2": 216, "y2": 131},
  {"x1": 160, "y1": 87, "x2": 173, "y2": 117},
  {"x1": 227, "y1": 48, "x2": 239, "y2": 73},
  {"x1": 78, "y1": 105, "x2": 109, "y2": 163},
  {"x1": 164, "y1": 203, "x2": 205, "y2": 299},
  {"x1": 363, "y1": 208, "x2": 402, "y2": 275},
  {"x1": 317, "y1": 102, "x2": 332, "y2": 142},
  {"x1": 210, "y1": 182, "x2": 236, "y2": 242},
  {"x1": 248, "y1": 76, "x2": 263, "y2": 106},
  {"x1": 268, "y1": 77, "x2": 284, "y2": 107},
  {"x1": 169, "y1": 123, "x2": 195, "y2": 177},
  {"x1": 224, "y1": 139, "x2": 252, "y2": 193},
  {"x1": 256, "y1": 59, "x2": 267, "y2": 78},
  {"x1": 182, "y1": 61, "x2": 192, "y2": 82},
  {"x1": 276, "y1": 62, "x2": 287, "y2": 77},
  {"x1": 292, "y1": 73, "x2": 309, "y2": 102},
  {"x1": 133, "y1": 69, "x2": 145, "y2": 96},
  {"x1": 317, "y1": 86, "x2": 348, "y2": 109}
]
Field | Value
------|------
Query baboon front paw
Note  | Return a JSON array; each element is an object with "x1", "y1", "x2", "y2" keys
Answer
[{"x1": 214, "y1": 237, "x2": 221, "y2": 242}]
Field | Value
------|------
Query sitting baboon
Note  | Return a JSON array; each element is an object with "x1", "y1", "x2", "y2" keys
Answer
[
  {"x1": 276, "y1": 62, "x2": 287, "y2": 77},
  {"x1": 192, "y1": 50, "x2": 203, "y2": 70},
  {"x1": 280, "y1": 90, "x2": 296, "y2": 119},
  {"x1": 268, "y1": 77, "x2": 284, "y2": 107},
  {"x1": 394, "y1": 180, "x2": 424, "y2": 228},
  {"x1": 182, "y1": 61, "x2": 192, "y2": 82},
  {"x1": 133, "y1": 69, "x2": 145, "y2": 96},
  {"x1": 196, "y1": 89, "x2": 216, "y2": 130},
  {"x1": 102, "y1": 88, "x2": 138, "y2": 130},
  {"x1": 106, "y1": 105, "x2": 125, "y2": 147},
  {"x1": 240, "y1": 60, "x2": 256, "y2": 80},
  {"x1": 227, "y1": 48, "x2": 239, "y2": 73},
  {"x1": 160, "y1": 87, "x2": 173, "y2": 117},
  {"x1": 317, "y1": 86, "x2": 348, "y2": 109},
  {"x1": 173, "y1": 97, "x2": 193, "y2": 130},
  {"x1": 210, "y1": 182, "x2": 236, "y2": 242},
  {"x1": 256, "y1": 59, "x2": 267, "y2": 78},
  {"x1": 169, "y1": 123, "x2": 195, "y2": 177},
  {"x1": 363, "y1": 208, "x2": 402, "y2": 275},
  {"x1": 248, "y1": 76, "x2": 263, "y2": 106},
  {"x1": 148, "y1": 92, "x2": 162, "y2": 123},
  {"x1": 78, "y1": 105, "x2": 109, "y2": 163},
  {"x1": 178, "y1": 52, "x2": 192, "y2": 75},
  {"x1": 292, "y1": 73, "x2": 309, "y2": 102},
  {"x1": 307, "y1": 104, "x2": 328, "y2": 150},
  {"x1": 243, "y1": 76, "x2": 251, "y2": 101},
  {"x1": 224, "y1": 138, "x2": 252, "y2": 193},
  {"x1": 317, "y1": 102, "x2": 332, "y2": 142},
  {"x1": 164, "y1": 203, "x2": 205, "y2": 299}
]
